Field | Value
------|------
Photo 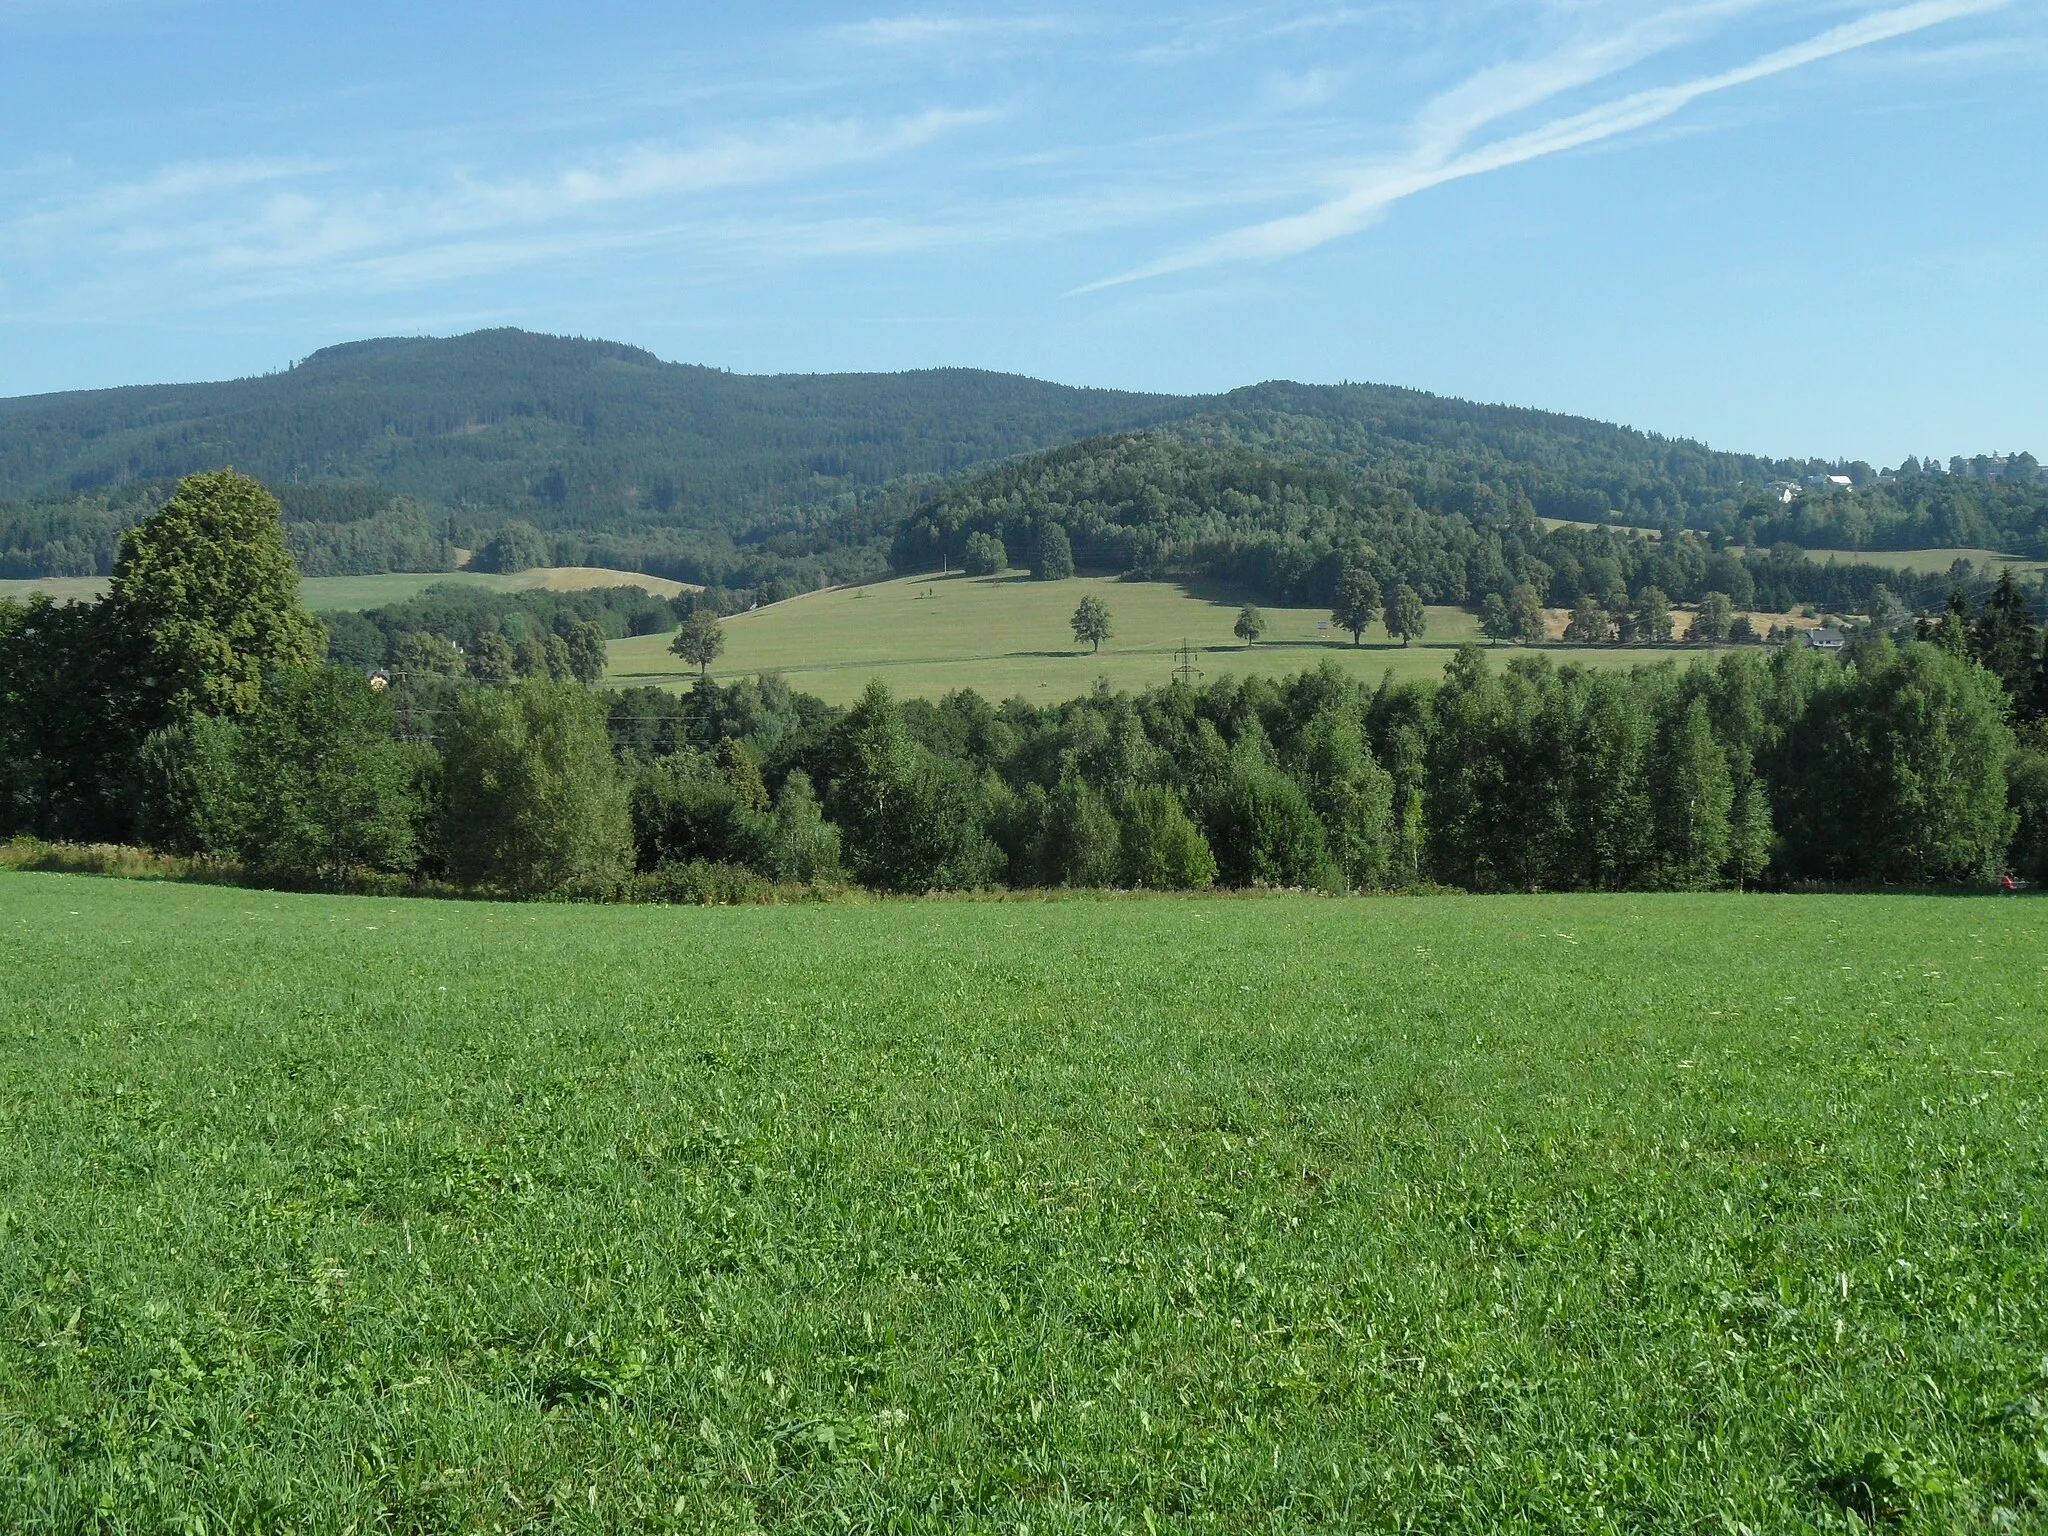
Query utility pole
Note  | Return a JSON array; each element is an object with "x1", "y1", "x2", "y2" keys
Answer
[{"x1": 1173, "y1": 639, "x2": 1203, "y2": 688}]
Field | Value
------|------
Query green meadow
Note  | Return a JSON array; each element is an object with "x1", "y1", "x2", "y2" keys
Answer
[
  {"x1": 3, "y1": 872, "x2": 2044, "y2": 1531},
  {"x1": 1798, "y1": 548, "x2": 2048, "y2": 579},
  {"x1": 608, "y1": 573, "x2": 1699, "y2": 705},
  {"x1": 0, "y1": 566, "x2": 690, "y2": 613}
]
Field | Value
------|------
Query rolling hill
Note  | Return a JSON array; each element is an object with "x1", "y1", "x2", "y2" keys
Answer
[{"x1": 1, "y1": 328, "x2": 2036, "y2": 603}]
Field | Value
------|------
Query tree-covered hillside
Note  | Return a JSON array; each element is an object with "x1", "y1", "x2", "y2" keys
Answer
[
  {"x1": 0, "y1": 328, "x2": 2037, "y2": 595},
  {"x1": 888, "y1": 432, "x2": 2011, "y2": 619}
]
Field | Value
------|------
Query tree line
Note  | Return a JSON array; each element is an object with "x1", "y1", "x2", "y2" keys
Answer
[{"x1": 8, "y1": 473, "x2": 2048, "y2": 900}]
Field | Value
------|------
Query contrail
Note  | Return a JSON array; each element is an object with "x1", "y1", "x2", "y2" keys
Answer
[{"x1": 1077, "y1": 0, "x2": 2008, "y2": 292}]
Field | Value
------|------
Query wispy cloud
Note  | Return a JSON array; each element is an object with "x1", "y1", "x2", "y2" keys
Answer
[
  {"x1": 1082, "y1": 0, "x2": 2009, "y2": 290},
  {"x1": 11, "y1": 107, "x2": 1002, "y2": 295},
  {"x1": 834, "y1": 13, "x2": 1069, "y2": 49}
]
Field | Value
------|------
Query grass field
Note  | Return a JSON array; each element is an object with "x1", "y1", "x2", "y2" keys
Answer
[
  {"x1": 1796, "y1": 547, "x2": 2048, "y2": 578},
  {"x1": 610, "y1": 573, "x2": 1704, "y2": 704},
  {"x1": 2, "y1": 873, "x2": 2044, "y2": 1530},
  {"x1": 0, "y1": 566, "x2": 691, "y2": 612}
]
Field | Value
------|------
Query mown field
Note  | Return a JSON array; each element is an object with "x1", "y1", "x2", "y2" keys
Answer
[
  {"x1": 0, "y1": 566, "x2": 691, "y2": 612},
  {"x1": 608, "y1": 573, "x2": 1705, "y2": 705},
  {"x1": 1798, "y1": 548, "x2": 2048, "y2": 579},
  {"x1": 2, "y1": 874, "x2": 2044, "y2": 1531}
]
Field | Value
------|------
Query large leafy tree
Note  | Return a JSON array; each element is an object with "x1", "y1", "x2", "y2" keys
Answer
[
  {"x1": 1774, "y1": 639, "x2": 2015, "y2": 884},
  {"x1": 825, "y1": 681, "x2": 997, "y2": 891},
  {"x1": 1692, "y1": 591, "x2": 1735, "y2": 644},
  {"x1": 1648, "y1": 697, "x2": 1732, "y2": 887},
  {"x1": 1071, "y1": 595, "x2": 1112, "y2": 653},
  {"x1": 670, "y1": 609, "x2": 726, "y2": 676},
  {"x1": 1331, "y1": 565, "x2": 1379, "y2": 646},
  {"x1": 439, "y1": 681, "x2": 633, "y2": 895},
  {"x1": 1383, "y1": 584, "x2": 1427, "y2": 647},
  {"x1": 235, "y1": 665, "x2": 427, "y2": 885},
  {"x1": 1233, "y1": 604, "x2": 1266, "y2": 648},
  {"x1": 1034, "y1": 523, "x2": 1074, "y2": 581},
  {"x1": 108, "y1": 470, "x2": 322, "y2": 721}
]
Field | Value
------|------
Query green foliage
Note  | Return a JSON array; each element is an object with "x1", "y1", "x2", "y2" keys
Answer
[
  {"x1": 392, "y1": 630, "x2": 464, "y2": 678},
  {"x1": 1727, "y1": 777, "x2": 1775, "y2": 889},
  {"x1": 1034, "y1": 772, "x2": 1124, "y2": 887},
  {"x1": 1970, "y1": 568, "x2": 2038, "y2": 696},
  {"x1": 438, "y1": 682, "x2": 633, "y2": 895},
  {"x1": 764, "y1": 770, "x2": 842, "y2": 884},
  {"x1": 1070, "y1": 594, "x2": 1112, "y2": 653},
  {"x1": 1479, "y1": 592, "x2": 1512, "y2": 644},
  {"x1": 474, "y1": 519, "x2": 549, "y2": 573},
  {"x1": 1693, "y1": 590, "x2": 1735, "y2": 644},
  {"x1": 107, "y1": 470, "x2": 323, "y2": 720},
  {"x1": 1565, "y1": 596, "x2": 1613, "y2": 643},
  {"x1": 1034, "y1": 522, "x2": 1074, "y2": 581},
  {"x1": 671, "y1": 609, "x2": 726, "y2": 675},
  {"x1": 1233, "y1": 603, "x2": 1266, "y2": 647},
  {"x1": 1116, "y1": 783, "x2": 1216, "y2": 889},
  {"x1": 1775, "y1": 640, "x2": 2016, "y2": 885},
  {"x1": 0, "y1": 595, "x2": 150, "y2": 841},
  {"x1": 1649, "y1": 698, "x2": 1733, "y2": 888},
  {"x1": 1629, "y1": 586, "x2": 1674, "y2": 643},
  {"x1": 632, "y1": 751, "x2": 769, "y2": 872},
  {"x1": 1508, "y1": 583, "x2": 1547, "y2": 643},
  {"x1": 825, "y1": 682, "x2": 997, "y2": 892},
  {"x1": 132, "y1": 715, "x2": 245, "y2": 856},
  {"x1": 1331, "y1": 564, "x2": 1379, "y2": 645},
  {"x1": 468, "y1": 631, "x2": 515, "y2": 685},
  {"x1": 1383, "y1": 584, "x2": 1427, "y2": 647},
  {"x1": 1201, "y1": 740, "x2": 1332, "y2": 888},
  {"x1": 962, "y1": 530, "x2": 1007, "y2": 576},
  {"x1": 1296, "y1": 701, "x2": 1395, "y2": 889},
  {"x1": 234, "y1": 666, "x2": 424, "y2": 884}
]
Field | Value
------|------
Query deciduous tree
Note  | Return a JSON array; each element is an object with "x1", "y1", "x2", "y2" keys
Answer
[
  {"x1": 671, "y1": 609, "x2": 726, "y2": 676},
  {"x1": 1331, "y1": 566, "x2": 1378, "y2": 646},
  {"x1": 1071, "y1": 595, "x2": 1112, "y2": 653}
]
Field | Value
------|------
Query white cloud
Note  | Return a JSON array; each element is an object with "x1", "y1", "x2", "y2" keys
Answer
[
  {"x1": 9, "y1": 107, "x2": 1003, "y2": 292},
  {"x1": 1082, "y1": 0, "x2": 2011, "y2": 290}
]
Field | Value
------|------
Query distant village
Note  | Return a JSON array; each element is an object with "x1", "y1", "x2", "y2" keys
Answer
[{"x1": 1764, "y1": 451, "x2": 2039, "y2": 504}]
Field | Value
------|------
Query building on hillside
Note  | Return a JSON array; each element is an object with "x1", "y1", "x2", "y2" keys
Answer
[
  {"x1": 1802, "y1": 627, "x2": 1846, "y2": 653},
  {"x1": 1768, "y1": 480, "x2": 1802, "y2": 503}
]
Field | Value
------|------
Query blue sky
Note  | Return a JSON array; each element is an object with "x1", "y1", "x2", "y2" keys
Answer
[{"x1": 2, "y1": 0, "x2": 2042, "y2": 462}]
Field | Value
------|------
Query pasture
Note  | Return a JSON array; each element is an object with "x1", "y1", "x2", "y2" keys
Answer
[
  {"x1": 2, "y1": 873, "x2": 2043, "y2": 1531},
  {"x1": 608, "y1": 573, "x2": 1706, "y2": 705},
  {"x1": 1798, "y1": 548, "x2": 2048, "y2": 579},
  {"x1": 0, "y1": 566, "x2": 691, "y2": 613}
]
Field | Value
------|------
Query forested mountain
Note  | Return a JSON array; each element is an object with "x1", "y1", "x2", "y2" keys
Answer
[{"x1": 0, "y1": 327, "x2": 2038, "y2": 594}]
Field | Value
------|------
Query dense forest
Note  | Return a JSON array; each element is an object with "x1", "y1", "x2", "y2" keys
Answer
[
  {"x1": 887, "y1": 433, "x2": 2017, "y2": 619},
  {"x1": 8, "y1": 472, "x2": 2048, "y2": 901},
  {"x1": 4, "y1": 328, "x2": 2037, "y2": 601}
]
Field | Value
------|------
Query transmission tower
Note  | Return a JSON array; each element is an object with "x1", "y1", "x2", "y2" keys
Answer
[{"x1": 1172, "y1": 638, "x2": 1203, "y2": 688}]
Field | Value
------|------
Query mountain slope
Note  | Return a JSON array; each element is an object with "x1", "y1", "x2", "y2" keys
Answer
[
  {"x1": 5, "y1": 328, "x2": 2032, "y2": 599},
  {"x1": 0, "y1": 329, "x2": 1187, "y2": 524}
]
